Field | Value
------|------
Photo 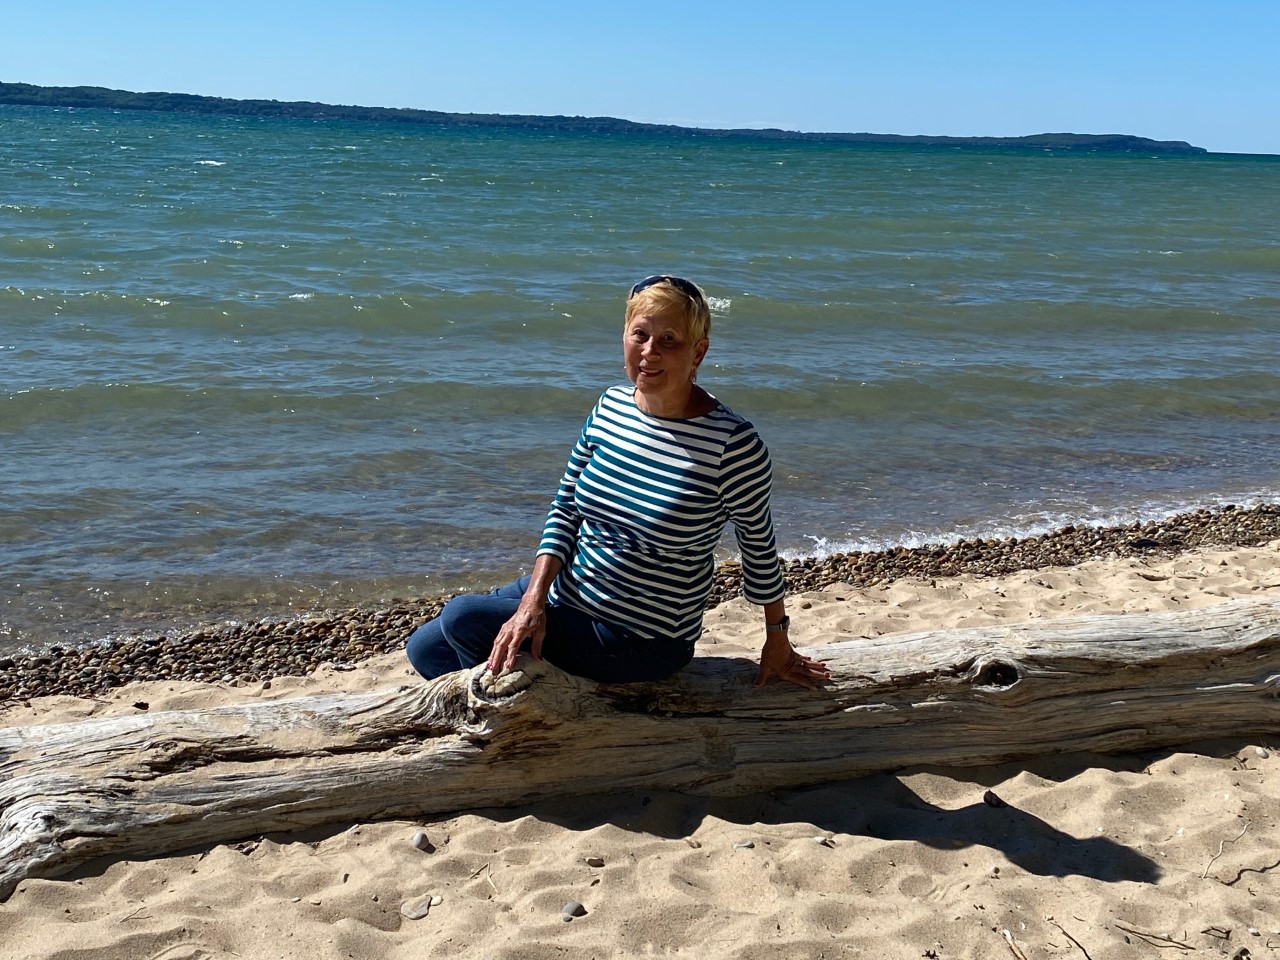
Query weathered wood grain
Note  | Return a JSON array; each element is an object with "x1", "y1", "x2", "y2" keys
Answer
[{"x1": 3, "y1": 596, "x2": 1279, "y2": 900}]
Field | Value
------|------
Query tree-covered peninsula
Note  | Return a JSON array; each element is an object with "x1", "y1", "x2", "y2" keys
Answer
[{"x1": 0, "y1": 82, "x2": 1208, "y2": 154}]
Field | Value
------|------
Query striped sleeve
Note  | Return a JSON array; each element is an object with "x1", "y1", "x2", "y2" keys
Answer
[
  {"x1": 720, "y1": 421, "x2": 785, "y2": 605},
  {"x1": 536, "y1": 402, "x2": 597, "y2": 564}
]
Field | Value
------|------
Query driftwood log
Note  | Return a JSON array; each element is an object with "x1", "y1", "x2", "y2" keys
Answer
[{"x1": 3, "y1": 596, "x2": 1280, "y2": 900}]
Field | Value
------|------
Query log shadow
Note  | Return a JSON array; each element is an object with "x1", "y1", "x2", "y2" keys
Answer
[
  {"x1": 894, "y1": 735, "x2": 1272, "y2": 787},
  {"x1": 507, "y1": 762, "x2": 1162, "y2": 884},
  {"x1": 762, "y1": 773, "x2": 1161, "y2": 883},
  {"x1": 51, "y1": 757, "x2": 1167, "y2": 892}
]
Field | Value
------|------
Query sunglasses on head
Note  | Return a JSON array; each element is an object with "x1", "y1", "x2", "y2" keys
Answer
[{"x1": 629, "y1": 275, "x2": 704, "y2": 301}]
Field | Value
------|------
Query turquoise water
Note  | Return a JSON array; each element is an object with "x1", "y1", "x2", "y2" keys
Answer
[{"x1": 3, "y1": 105, "x2": 1278, "y2": 650}]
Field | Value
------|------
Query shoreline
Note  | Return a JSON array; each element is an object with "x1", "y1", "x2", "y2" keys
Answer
[{"x1": 2, "y1": 501, "x2": 1277, "y2": 703}]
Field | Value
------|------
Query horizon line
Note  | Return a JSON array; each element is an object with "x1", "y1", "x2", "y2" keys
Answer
[{"x1": 5, "y1": 80, "x2": 1255, "y2": 155}]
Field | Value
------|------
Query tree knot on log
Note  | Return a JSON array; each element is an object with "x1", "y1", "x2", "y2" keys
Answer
[
  {"x1": 461, "y1": 659, "x2": 591, "y2": 733},
  {"x1": 472, "y1": 663, "x2": 540, "y2": 703},
  {"x1": 968, "y1": 657, "x2": 1023, "y2": 689}
]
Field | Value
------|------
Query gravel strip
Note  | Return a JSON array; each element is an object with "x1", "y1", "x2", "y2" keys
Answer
[{"x1": 3, "y1": 503, "x2": 1277, "y2": 703}]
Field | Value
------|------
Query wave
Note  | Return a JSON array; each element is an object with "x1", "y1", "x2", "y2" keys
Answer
[{"x1": 784, "y1": 489, "x2": 1280, "y2": 560}]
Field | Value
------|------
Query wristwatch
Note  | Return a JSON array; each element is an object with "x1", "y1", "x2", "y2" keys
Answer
[{"x1": 765, "y1": 615, "x2": 790, "y2": 634}]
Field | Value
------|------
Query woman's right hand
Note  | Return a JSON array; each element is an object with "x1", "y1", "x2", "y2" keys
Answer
[
  {"x1": 487, "y1": 599, "x2": 548, "y2": 674},
  {"x1": 488, "y1": 554, "x2": 562, "y2": 674}
]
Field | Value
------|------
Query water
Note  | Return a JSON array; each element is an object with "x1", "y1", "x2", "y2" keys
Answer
[{"x1": 3, "y1": 105, "x2": 1278, "y2": 651}]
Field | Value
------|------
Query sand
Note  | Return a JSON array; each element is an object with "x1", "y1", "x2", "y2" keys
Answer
[{"x1": 2, "y1": 540, "x2": 1279, "y2": 959}]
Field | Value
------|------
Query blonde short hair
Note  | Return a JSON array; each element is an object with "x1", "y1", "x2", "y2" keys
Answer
[{"x1": 624, "y1": 276, "x2": 711, "y2": 343}]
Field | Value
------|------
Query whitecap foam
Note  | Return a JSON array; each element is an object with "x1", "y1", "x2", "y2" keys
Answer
[
  {"x1": 195, "y1": 160, "x2": 226, "y2": 167},
  {"x1": 782, "y1": 491, "x2": 1280, "y2": 561},
  {"x1": 707, "y1": 297, "x2": 731, "y2": 313},
  {"x1": 288, "y1": 293, "x2": 314, "y2": 301}
]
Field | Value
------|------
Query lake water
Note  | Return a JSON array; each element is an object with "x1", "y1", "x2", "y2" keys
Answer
[{"x1": 3, "y1": 105, "x2": 1278, "y2": 651}]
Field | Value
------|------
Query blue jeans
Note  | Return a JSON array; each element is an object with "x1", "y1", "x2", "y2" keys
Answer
[{"x1": 405, "y1": 576, "x2": 694, "y2": 683}]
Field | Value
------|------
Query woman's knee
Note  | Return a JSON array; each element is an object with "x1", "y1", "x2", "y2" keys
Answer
[
  {"x1": 405, "y1": 618, "x2": 460, "y2": 679},
  {"x1": 406, "y1": 587, "x2": 522, "y2": 678},
  {"x1": 436, "y1": 594, "x2": 491, "y2": 636},
  {"x1": 435, "y1": 593, "x2": 518, "y2": 665}
]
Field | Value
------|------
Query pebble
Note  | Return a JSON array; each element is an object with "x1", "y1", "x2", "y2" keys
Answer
[
  {"x1": 562, "y1": 900, "x2": 587, "y2": 920},
  {"x1": 733, "y1": 841, "x2": 755, "y2": 850},
  {"x1": 683, "y1": 837, "x2": 702, "y2": 849},
  {"x1": 1256, "y1": 747, "x2": 1270, "y2": 759},
  {"x1": 400, "y1": 894, "x2": 438, "y2": 920},
  {"x1": 412, "y1": 830, "x2": 434, "y2": 852},
  {"x1": 5, "y1": 503, "x2": 1280, "y2": 702},
  {"x1": 813, "y1": 836, "x2": 835, "y2": 848}
]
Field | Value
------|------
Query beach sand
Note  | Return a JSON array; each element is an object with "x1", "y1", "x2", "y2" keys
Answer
[{"x1": 2, "y1": 540, "x2": 1279, "y2": 959}]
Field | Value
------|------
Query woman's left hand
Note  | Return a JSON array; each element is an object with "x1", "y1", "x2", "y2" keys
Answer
[{"x1": 753, "y1": 632, "x2": 831, "y2": 689}]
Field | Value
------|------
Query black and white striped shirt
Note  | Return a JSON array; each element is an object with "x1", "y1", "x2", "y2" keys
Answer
[{"x1": 539, "y1": 385, "x2": 785, "y2": 647}]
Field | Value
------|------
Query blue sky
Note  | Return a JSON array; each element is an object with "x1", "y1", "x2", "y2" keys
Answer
[{"x1": 6, "y1": 1, "x2": 1277, "y2": 154}]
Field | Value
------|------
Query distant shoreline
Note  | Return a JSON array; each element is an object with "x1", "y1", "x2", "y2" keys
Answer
[{"x1": 0, "y1": 81, "x2": 1208, "y2": 154}]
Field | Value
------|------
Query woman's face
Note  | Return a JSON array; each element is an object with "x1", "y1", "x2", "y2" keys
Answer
[{"x1": 623, "y1": 309, "x2": 708, "y2": 409}]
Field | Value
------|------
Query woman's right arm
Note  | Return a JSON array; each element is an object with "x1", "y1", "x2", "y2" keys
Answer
[
  {"x1": 486, "y1": 553, "x2": 563, "y2": 673},
  {"x1": 487, "y1": 401, "x2": 598, "y2": 674}
]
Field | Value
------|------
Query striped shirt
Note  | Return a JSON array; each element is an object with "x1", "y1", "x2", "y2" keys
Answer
[{"x1": 538, "y1": 385, "x2": 785, "y2": 648}]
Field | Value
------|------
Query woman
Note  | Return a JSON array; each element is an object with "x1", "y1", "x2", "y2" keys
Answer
[{"x1": 406, "y1": 275, "x2": 829, "y2": 689}]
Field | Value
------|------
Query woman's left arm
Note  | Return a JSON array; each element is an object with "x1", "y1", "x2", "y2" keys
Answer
[
  {"x1": 720, "y1": 425, "x2": 830, "y2": 689},
  {"x1": 752, "y1": 599, "x2": 831, "y2": 689}
]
